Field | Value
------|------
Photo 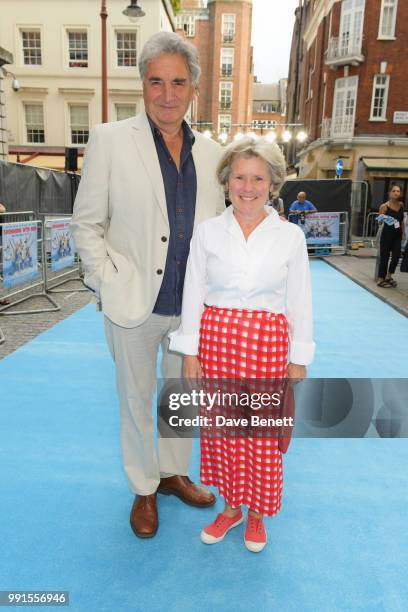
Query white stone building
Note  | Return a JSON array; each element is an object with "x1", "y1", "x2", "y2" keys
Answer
[{"x1": 0, "y1": 0, "x2": 175, "y2": 169}]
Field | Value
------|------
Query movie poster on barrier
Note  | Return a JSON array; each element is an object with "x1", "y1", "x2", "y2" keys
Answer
[
  {"x1": 1, "y1": 222, "x2": 38, "y2": 288},
  {"x1": 51, "y1": 221, "x2": 75, "y2": 272},
  {"x1": 299, "y1": 212, "x2": 340, "y2": 245}
]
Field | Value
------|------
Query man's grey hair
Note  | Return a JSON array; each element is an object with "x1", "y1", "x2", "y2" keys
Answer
[
  {"x1": 139, "y1": 32, "x2": 201, "y2": 85},
  {"x1": 216, "y1": 136, "x2": 287, "y2": 191}
]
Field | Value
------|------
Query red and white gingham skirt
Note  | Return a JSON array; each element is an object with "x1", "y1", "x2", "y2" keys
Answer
[{"x1": 198, "y1": 306, "x2": 289, "y2": 516}]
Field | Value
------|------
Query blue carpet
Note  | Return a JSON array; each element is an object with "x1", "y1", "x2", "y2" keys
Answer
[{"x1": 0, "y1": 261, "x2": 407, "y2": 612}]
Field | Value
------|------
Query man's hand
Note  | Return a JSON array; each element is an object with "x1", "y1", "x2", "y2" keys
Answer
[
  {"x1": 286, "y1": 362, "x2": 307, "y2": 381},
  {"x1": 183, "y1": 355, "x2": 203, "y2": 379}
]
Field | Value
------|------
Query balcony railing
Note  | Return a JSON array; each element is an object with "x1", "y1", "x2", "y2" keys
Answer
[
  {"x1": 222, "y1": 33, "x2": 234, "y2": 43},
  {"x1": 221, "y1": 66, "x2": 233, "y2": 77},
  {"x1": 321, "y1": 116, "x2": 355, "y2": 139},
  {"x1": 325, "y1": 35, "x2": 364, "y2": 67},
  {"x1": 321, "y1": 117, "x2": 332, "y2": 138}
]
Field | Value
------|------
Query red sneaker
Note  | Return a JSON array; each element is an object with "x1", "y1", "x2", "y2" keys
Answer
[
  {"x1": 200, "y1": 510, "x2": 243, "y2": 544},
  {"x1": 244, "y1": 514, "x2": 267, "y2": 552}
]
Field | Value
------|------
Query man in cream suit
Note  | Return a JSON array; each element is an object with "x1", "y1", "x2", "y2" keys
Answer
[{"x1": 71, "y1": 32, "x2": 224, "y2": 538}]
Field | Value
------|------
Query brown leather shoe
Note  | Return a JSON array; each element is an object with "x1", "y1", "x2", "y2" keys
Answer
[
  {"x1": 129, "y1": 493, "x2": 158, "y2": 538},
  {"x1": 157, "y1": 475, "x2": 216, "y2": 507},
  {"x1": 0, "y1": 298, "x2": 10, "y2": 306}
]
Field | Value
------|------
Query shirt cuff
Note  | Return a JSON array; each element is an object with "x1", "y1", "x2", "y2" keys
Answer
[
  {"x1": 168, "y1": 331, "x2": 200, "y2": 355},
  {"x1": 289, "y1": 341, "x2": 315, "y2": 366}
]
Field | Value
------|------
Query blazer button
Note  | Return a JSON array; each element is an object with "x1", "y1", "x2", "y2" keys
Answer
[
  {"x1": 161, "y1": 236, "x2": 167, "y2": 242},
  {"x1": 156, "y1": 269, "x2": 163, "y2": 275}
]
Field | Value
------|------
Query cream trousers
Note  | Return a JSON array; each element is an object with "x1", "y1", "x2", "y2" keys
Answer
[{"x1": 104, "y1": 313, "x2": 192, "y2": 495}]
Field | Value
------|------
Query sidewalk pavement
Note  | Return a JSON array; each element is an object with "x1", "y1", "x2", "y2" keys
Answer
[
  {"x1": 323, "y1": 247, "x2": 408, "y2": 318},
  {"x1": 0, "y1": 278, "x2": 94, "y2": 359}
]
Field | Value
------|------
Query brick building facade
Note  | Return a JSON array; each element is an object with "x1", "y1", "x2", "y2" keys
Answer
[
  {"x1": 177, "y1": 0, "x2": 253, "y2": 142},
  {"x1": 252, "y1": 81, "x2": 287, "y2": 141},
  {"x1": 287, "y1": 0, "x2": 408, "y2": 208}
]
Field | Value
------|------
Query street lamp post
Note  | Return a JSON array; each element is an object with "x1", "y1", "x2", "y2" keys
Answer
[
  {"x1": 100, "y1": 0, "x2": 108, "y2": 123},
  {"x1": 100, "y1": 0, "x2": 145, "y2": 123}
]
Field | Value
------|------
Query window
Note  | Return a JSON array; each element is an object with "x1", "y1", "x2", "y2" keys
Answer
[
  {"x1": 21, "y1": 30, "x2": 42, "y2": 65},
  {"x1": 70, "y1": 105, "x2": 89, "y2": 144},
  {"x1": 252, "y1": 119, "x2": 277, "y2": 129},
  {"x1": 116, "y1": 104, "x2": 136, "y2": 121},
  {"x1": 198, "y1": 0, "x2": 208, "y2": 7},
  {"x1": 176, "y1": 15, "x2": 195, "y2": 37},
  {"x1": 378, "y1": 0, "x2": 398, "y2": 38},
  {"x1": 24, "y1": 104, "x2": 45, "y2": 143},
  {"x1": 68, "y1": 31, "x2": 88, "y2": 68},
  {"x1": 218, "y1": 114, "x2": 231, "y2": 134},
  {"x1": 219, "y1": 82, "x2": 232, "y2": 110},
  {"x1": 332, "y1": 76, "x2": 358, "y2": 137},
  {"x1": 222, "y1": 14, "x2": 235, "y2": 43},
  {"x1": 260, "y1": 103, "x2": 274, "y2": 113},
  {"x1": 116, "y1": 31, "x2": 137, "y2": 67},
  {"x1": 339, "y1": 0, "x2": 365, "y2": 56},
  {"x1": 220, "y1": 48, "x2": 233, "y2": 77},
  {"x1": 370, "y1": 75, "x2": 390, "y2": 120}
]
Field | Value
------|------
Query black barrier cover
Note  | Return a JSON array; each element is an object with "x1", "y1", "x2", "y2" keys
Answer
[
  {"x1": 157, "y1": 378, "x2": 408, "y2": 439},
  {"x1": 280, "y1": 179, "x2": 352, "y2": 217},
  {"x1": 0, "y1": 160, "x2": 80, "y2": 215}
]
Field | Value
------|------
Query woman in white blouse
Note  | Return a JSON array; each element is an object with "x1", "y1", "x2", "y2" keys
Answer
[{"x1": 170, "y1": 136, "x2": 315, "y2": 553}]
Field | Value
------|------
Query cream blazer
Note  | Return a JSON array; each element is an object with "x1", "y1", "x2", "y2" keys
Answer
[{"x1": 70, "y1": 112, "x2": 225, "y2": 328}]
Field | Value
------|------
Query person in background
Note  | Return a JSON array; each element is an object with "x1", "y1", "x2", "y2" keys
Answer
[
  {"x1": 269, "y1": 192, "x2": 285, "y2": 217},
  {"x1": 376, "y1": 185, "x2": 404, "y2": 288},
  {"x1": 170, "y1": 136, "x2": 315, "y2": 553},
  {"x1": 289, "y1": 191, "x2": 317, "y2": 224}
]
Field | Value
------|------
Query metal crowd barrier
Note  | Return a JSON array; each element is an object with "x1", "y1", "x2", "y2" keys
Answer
[
  {"x1": 287, "y1": 211, "x2": 349, "y2": 257},
  {"x1": 0, "y1": 211, "x2": 36, "y2": 281},
  {"x1": 0, "y1": 219, "x2": 60, "y2": 317},
  {"x1": 362, "y1": 212, "x2": 381, "y2": 247},
  {"x1": 39, "y1": 214, "x2": 87, "y2": 294}
]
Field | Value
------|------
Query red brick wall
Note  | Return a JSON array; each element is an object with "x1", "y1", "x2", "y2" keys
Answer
[{"x1": 298, "y1": 0, "x2": 408, "y2": 139}]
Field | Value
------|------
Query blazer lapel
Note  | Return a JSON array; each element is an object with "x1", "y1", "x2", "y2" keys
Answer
[
  {"x1": 191, "y1": 133, "x2": 206, "y2": 225},
  {"x1": 130, "y1": 113, "x2": 168, "y2": 223}
]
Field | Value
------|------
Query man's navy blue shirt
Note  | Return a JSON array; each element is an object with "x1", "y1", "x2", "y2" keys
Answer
[{"x1": 148, "y1": 116, "x2": 197, "y2": 316}]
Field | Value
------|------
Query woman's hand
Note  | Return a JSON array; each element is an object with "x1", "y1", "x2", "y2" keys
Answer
[
  {"x1": 183, "y1": 355, "x2": 203, "y2": 379},
  {"x1": 286, "y1": 362, "x2": 307, "y2": 381}
]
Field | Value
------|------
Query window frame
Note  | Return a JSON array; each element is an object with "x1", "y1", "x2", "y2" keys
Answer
[
  {"x1": 378, "y1": 0, "x2": 398, "y2": 39},
  {"x1": 331, "y1": 75, "x2": 358, "y2": 137},
  {"x1": 219, "y1": 82, "x2": 233, "y2": 110},
  {"x1": 369, "y1": 74, "x2": 390, "y2": 121},
  {"x1": 23, "y1": 102, "x2": 45, "y2": 144},
  {"x1": 66, "y1": 29, "x2": 89, "y2": 69},
  {"x1": 220, "y1": 48, "x2": 234, "y2": 77},
  {"x1": 114, "y1": 28, "x2": 138, "y2": 68},
  {"x1": 221, "y1": 14, "x2": 236, "y2": 43},
  {"x1": 69, "y1": 103, "x2": 89, "y2": 146},
  {"x1": 20, "y1": 28, "x2": 42, "y2": 66},
  {"x1": 218, "y1": 114, "x2": 232, "y2": 134},
  {"x1": 115, "y1": 103, "x2": 137, "y2": 121}
]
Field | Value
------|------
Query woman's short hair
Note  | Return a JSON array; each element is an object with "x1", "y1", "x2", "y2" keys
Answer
[
  {"x1": 139, "y1": 32, "x2": 201, "y2": 85},
  {"x1": 216, "y1": 136, "x2": 287, "y2": 190}
]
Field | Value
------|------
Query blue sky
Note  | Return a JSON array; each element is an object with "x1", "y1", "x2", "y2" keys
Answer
[{"x1": 252, "y1": 0, "x2": 300, "y2": 84}]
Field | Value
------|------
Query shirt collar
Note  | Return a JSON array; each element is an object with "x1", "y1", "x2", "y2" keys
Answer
[
  {"x1": 147, "y1": 114, "x2": 195, "y2": 146},
  {"x1": 220, "y1": 204, "x2": 282, "y2": 236}
]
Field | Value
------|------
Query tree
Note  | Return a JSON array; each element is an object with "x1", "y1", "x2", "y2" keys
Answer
[{"x1": 170, "y1": 0, "x2": 181, "y2": 15}]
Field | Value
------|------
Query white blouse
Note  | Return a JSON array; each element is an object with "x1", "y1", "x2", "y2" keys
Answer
[{"x1": 169, "y1": 205, "x2": 315, "y2": 365}]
